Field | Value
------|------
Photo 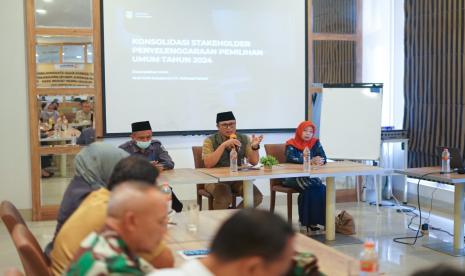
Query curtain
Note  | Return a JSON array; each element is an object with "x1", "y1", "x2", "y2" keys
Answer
[{"x1": 404, "y1": 0, "x2": 465, "y2": 167}]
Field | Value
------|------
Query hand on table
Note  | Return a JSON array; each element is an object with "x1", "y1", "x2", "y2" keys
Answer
[
  {"x1": 311, "y1": 156, "x2": 324, "y2": 166},
  {"x1": 251, "y1": 134, "x2": 264, "y2": 148},
  {"x1": 151, "y1": 161, "x2": 165, "y2": 171},
  {"x1": 223, "y1": 138, "x2": 241, "y2": 149}
]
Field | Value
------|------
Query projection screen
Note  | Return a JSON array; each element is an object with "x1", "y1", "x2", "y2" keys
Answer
[{"x1": 102, "y1": 0, "x2": 307, "y2": 135}]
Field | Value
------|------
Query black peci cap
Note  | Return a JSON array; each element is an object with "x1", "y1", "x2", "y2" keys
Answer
[
  {"x1": 216, "y1": 111, "x2": 236, "y2": 123},
  {"x1": 131, "y1": 121, "x2": 152, "y2": 132}
]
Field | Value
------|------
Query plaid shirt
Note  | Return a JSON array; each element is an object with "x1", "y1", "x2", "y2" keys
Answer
[{"x1": 66, "y1": 227, "x2": 154, "y2": 276}]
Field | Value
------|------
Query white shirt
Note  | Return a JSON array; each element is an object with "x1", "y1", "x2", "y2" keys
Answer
[{"x1": 149, "y1": 259, "x2": 214, "y2": 276}]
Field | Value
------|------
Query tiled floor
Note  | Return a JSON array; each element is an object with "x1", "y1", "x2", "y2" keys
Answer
[{"x1": 2, "y1": 199, "x2": 465, "y2": 275}]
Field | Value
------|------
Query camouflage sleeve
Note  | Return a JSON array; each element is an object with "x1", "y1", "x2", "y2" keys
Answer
[
  {"x1": 65, "y1": 233, "x2": 109, "y2": 276},
  {"x1": 202, "y1": 137, "x2": 214, "y2": 160},
  {"x1": 66, "y1": 252, "x2": 110, "y2": 276}
]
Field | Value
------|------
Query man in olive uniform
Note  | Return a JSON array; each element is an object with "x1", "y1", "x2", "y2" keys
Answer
[
  {"x1": 202, "y1": 111, "x2": 264, "y2": 209},
  {"x1": 119, "y1": 121, "x2": 175, "y2": 170}
]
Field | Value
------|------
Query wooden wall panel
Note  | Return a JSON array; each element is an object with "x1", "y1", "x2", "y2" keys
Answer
[
  {"x1": 313, "y1": 40, "x2": 356, "y2": 83},
  {"x1": 313, "y1": 0, "x2": 356, "y2": 34}
]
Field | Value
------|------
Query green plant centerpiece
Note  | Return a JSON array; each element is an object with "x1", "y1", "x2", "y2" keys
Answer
[{"x1": 260, "y1": 155, "x2": 279, "y2": 170}]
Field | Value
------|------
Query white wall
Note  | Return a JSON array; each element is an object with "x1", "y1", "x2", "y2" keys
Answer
[{"x1": 0, "y1": 0, "x2": 32, "y2": 209}]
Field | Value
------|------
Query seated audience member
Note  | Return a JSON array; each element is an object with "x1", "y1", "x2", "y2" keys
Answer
[
  {"x1": 74, "y1": 100, "x2": 93, "y2": 124},
  {"x1": 202, "y1": 111, "x2": 264, "y2": 209},
  {"x1": 51, "y1": 156, "x2": 174, "y2": 275},
  {"x1": 120, "y1": 120, "x2": 183, "y2": 212},
  {"x1": 152, "y1": 209, "x2": 295, "y2": 276},
  {"x1": 52, "y1": 98, "x2": 60, "y2": 109},
  {"x1": 45, "y1": 143, "x2": 129, "y2": 255},
  {"x1": 40, "y1": 154, "x2": 54, "y2": 178},
  {"x1": 66, "y1": 182, "x2": 168, "y2": 276},
  {"x1": 411, "y1": 264, "x2": 465, "y2": 276},
  {"x1": 76, "y1": 127, "x2": 96, "y2": 145},
  {"x1": 284, "y1": 121, "x2": 327, "y2": 231},
  {"x1": 40, "y1": 101, "x2": 60, "y2": 123},
  {"x1": 119, "y1": 121, "x2": 174, "y2": 170},
  {"x1": 54, "y1": 143, "x2": 128, "y2": 235},
  {"x1": 39, "y1": 101, "x2": 60, "y2": 178}
]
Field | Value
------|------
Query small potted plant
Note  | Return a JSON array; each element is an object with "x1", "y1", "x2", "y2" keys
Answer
[{"x1": 260, "y1": 155, "x2": 279, "y2": 171}]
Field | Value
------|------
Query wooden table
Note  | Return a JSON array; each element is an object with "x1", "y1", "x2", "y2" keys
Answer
[
  {"x1": 39, "y1": 128, "x2": 81, "y2": 143},
  {"x1": 69, "y1": 122, "x2": 92, "y2": 128},
  {"x1": 166, "y1": 210, "x2": 357, "y2": 276},
  {"x1": 200, "y1": 161, "x2": 386, "y2": 242},
  {"x1": 159, "y1": 168, "x2": 218, "y2": 185},
  {"x1": 395, "y1": 167, "x2": 465, "y2": 256},
  {"x1": 40, "y1": 128, "x2": 81, "y2": 177}
]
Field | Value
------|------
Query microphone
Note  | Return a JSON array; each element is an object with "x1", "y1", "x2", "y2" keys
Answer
[{"x1": 229, "y1": 134, "x2": 239, "y2": 151}]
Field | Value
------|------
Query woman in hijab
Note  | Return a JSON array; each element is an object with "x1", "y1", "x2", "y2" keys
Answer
[
  {"x1": 40, "y1": 102, "x2": 60, "y2": 123},
  {"x1": 47, "y1": 142, "x2": 129, "y2": 252},
  {"x1": 284, "y1": 121, "x2": 327, "y2": 231}
]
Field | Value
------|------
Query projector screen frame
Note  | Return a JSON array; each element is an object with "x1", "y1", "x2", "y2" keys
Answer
[{"x1": 100, "y1": 0, "x2": 309, "y2": 137}]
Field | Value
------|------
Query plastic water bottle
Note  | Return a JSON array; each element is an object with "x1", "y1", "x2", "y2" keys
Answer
[
  {"x1": 62, "y1": 116, "x2": 68, "y2": 131},
  {"x1": 48, "y1": 117, "x2": 54, "y2": 130},
  {"x1": 359, "y1": 241, "x2": 379, "y2": 276},
  {"x1": 230, "y1": 147, "x2": 238, "y2": 172},
  {"x1": 54, "y1": 121, "x2": 61, "y2": 138},
  {"x1": 160, "y1": 182, "x2": 172, "y2": 214},
  {"x1": 71, "y1": 133, "x2": 77, "y2": 145},
  {"x1": 303, "y1": 146, "x2": 311, "y2": 172},
  {"x1": 441, "y1": 148, "x2": 451, "y2": 173}
]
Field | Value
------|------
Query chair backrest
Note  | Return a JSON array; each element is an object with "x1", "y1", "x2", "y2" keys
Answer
[
  {"x1": 0, "y1": 201, "x2": 27, "y2": 235},
  {"x1": 11, "y1": 224, "x2": 51, "y2": 276},
  {"x1": 192, "y1": 146, "x2": 205, "y2": 169},
  {"x1": 264, "y1": 144, "x2": 287, "y2": 163},
  {"x1": 192, "y1": 146, "x2": 207, "y2": 191},
  {"x1": 264, "y1": 144, "x2": 288, "y2": 187}
]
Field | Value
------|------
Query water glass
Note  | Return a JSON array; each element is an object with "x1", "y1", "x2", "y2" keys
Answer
[
  {"x1": 346, "y1": 259, "x2": 360, "y2": 276},
  {"x1": 187, "y1": 203, "x2": 199, "y2": 232}
]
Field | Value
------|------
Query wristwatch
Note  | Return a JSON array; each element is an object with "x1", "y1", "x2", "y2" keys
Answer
[{"x1": 251, "y1": 144, "x2": 260, "y2": 151}]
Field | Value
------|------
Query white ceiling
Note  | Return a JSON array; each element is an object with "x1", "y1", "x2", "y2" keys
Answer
[{"x1": 35, "y1": 0, "x2": 92, "y2": 28}]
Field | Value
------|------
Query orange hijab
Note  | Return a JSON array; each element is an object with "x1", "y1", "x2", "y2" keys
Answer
[{"x1": 286, "y1": 121, "x2": 318, "y2": 151}]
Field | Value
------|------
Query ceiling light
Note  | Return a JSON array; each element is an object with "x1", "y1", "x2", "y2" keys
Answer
[
  {"x1": 43, "y1": 0, "x2": 54, "y2": 3},
  {"x1": 36, "y1": 9, "x2": 47, "y2": 15}
]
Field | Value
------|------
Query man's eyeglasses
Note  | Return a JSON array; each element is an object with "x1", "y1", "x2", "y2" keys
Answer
[{"x1": 219, "y1": 122, "x2": 236, "y2": 129}]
